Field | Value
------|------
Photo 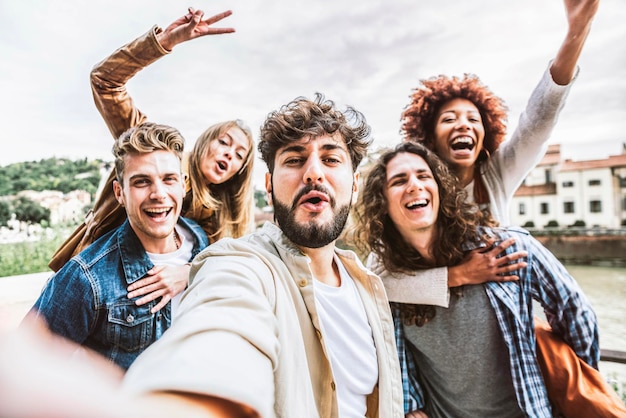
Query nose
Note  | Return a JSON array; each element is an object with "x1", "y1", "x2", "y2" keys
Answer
[
  {"x1": 150, "y1": 181, "x2": 167, "y2": 200},
  {"x1": 456, "y1": 116, "x2": 471, "y2": 130},
  {"x1": 406, "y1": 175, "x2": 423, "y2": 194},
  {"x1": 303, "y1": 158, "x2": 324, "y2": 184}
]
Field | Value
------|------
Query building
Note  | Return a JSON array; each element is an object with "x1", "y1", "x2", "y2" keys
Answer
[{"x1": 510, "y1": 144, "x2": 626, "y2": 229}]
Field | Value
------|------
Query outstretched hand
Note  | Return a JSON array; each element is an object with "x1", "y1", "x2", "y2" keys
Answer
[
  {"x1": 127, "y1": 264, "x2": 191, "y2": 313},
  {"x1": 157, "y1": 7, "x2": 235, "y2": 51},
  {"x1": 448, "y1": 238, "x2": 528, "y2": 287},
  {"x1": 550, "y1": 0, "x2": 599, "y2": 85}
]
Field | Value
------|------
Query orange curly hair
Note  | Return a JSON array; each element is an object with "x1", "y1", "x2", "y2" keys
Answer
[{"x1": 401, "y1": 74, "x2": 509, "y2": 156}]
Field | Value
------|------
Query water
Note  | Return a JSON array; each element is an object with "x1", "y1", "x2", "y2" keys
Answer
[{"x1": 565, "y1": 264, "x2": 626, "y2": 394}]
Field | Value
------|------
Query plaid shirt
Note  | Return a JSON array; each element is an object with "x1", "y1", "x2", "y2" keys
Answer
[{"x1": 395, "y1": 226, "x2": 600, "y2": 416}]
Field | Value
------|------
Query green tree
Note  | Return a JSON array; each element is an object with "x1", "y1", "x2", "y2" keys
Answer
[
  {"x1": 0, "y1": 200, "x2": 11, "y2": 226},
  {"x1": 13, "y1": 196, "x2": 50, "y2": 225},
  {"x1": 254, "y1": 189, "x2": 268, "y2": 209}
]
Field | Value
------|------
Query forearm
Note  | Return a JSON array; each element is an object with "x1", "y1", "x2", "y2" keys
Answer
[
  {"x1": 90, "y1": 25, "x2": 170, "y2": 139},
  {"x1": 549, "y1": 0, "x2": 599, "y2": 85}
]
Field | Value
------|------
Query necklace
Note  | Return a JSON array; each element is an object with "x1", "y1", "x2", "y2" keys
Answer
[{"x1": 173, "y1": 228, "x2": 180, "y2": 250}]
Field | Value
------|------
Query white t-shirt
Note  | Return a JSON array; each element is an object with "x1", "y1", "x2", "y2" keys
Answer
[
  {"x1": 146, "y1": 225, "x2": 193, "y2": 317},
  {"x1": 313, "y1": 255, "x2": 378, "y2": 417}
]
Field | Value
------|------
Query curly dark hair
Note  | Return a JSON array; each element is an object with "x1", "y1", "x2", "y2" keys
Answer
[
  {"x1": 258, "y1": 93, "x2": 371, "y2": 173},
  {"x1": 401, "y1": 74, "x2": 508, "y2": 156},
  {"x1": 351, "y1": 141, "x2": 496, "y2": 326}
]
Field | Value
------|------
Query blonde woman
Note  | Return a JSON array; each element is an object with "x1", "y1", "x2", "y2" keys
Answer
[{"x1": 50, "y1": 8, "x2": 255, "y2": 313}]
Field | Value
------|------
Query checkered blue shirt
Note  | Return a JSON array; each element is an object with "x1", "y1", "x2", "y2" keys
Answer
[{"x1": 395, "y1": 227, "x2": 600, "y2": 416}]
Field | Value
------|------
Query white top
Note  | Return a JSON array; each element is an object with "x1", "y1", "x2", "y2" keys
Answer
[{"x1": 314, "y1": 255, "x2": 379, "y2": 417}]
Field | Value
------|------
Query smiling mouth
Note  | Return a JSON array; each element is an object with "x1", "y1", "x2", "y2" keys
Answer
[
  {"x1": 406, "y1": 199, "x2": 428, "y2": 210},
  {"x1": 450, "y1": 137, "x2": 475, "y2": 151},
  {"x1": 144, "y1": 207, "x2": 172, "y2": 219}
]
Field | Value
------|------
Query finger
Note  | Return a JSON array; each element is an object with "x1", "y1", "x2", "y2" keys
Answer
[
  {"x1": 491, "y1": 238, "x2": 516, "y2": 253},
  {"x1": 135, "y1": 289, "x2": 166, "y2": 306},
  {"x1": 498, "y1": 260, "x2": 527, "y2": 274},
  {"x1": 128, "y1": 282, "x2": 163, "y2": 299},
  {"x1": 203, "y1": 10, "x2": 233, "y2": 25},
  {"x1": 496, "y1": 250, "x2": 528, "y2": 265},
  {"x1": 127, "y1": 276, "x2": 158, "y2": 292},
  {"x1": 151, "y1": 296, "x2": 171, "y2": 314}
]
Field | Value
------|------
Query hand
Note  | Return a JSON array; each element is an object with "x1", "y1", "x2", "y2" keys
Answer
[
  {"x1": 157, "y1": 7, "x2": 235, "y2": 51},
  {"x1": 127, "y1": 264, "x2": 191, "y2": 313},
  {"x1": 406, "y1": 411, "x2": 428, "y2": 418},
  {"x1": 550, "y1": 0, "x2": 599, "y2": 85},
  {"x1": 448, "y1": 238, "x2": 527, "y2": 287},
  {"x1": 0, "y1": 314, "x2": 124, "y2": 417},
  {"x1": 564, "y1": 0, "x2": 599, "y2": 34}
]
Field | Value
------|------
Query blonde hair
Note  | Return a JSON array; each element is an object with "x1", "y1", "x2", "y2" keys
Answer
[
  {"x1": 113, "y1": 122, "x2": 184, "y2": 184},
  {"x1": 186, "y1": 120, "x2": 255, "y2": 241}
]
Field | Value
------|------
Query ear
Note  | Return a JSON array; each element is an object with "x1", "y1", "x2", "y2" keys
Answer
[
  {"x1": 264, "y1": 172, "x2": 273, "y2": 205},
  {"x1": 113, "y1": 180, "x2": 124, "y2": 206},
  {"x1": 351, "y1": 171, "x2": 360, "y2": 205}
]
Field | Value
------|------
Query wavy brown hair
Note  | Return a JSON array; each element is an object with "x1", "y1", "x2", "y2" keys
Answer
[
  {"x1": 352, "y1": 142, "x2": 496, "y2": 325},
  {"x1": 259, "y1": 93, "x2": 371, "y2": 173},
  {"x1": 186, "y1": 120, "x2": 255, "y2": 242}
]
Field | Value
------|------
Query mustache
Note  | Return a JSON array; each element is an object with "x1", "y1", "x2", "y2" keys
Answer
[{"x1": 291, "y1": 184, "x2": 335, "y2": 210}]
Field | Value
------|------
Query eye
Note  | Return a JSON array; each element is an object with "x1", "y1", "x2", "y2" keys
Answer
[
  {"x1": 284, "y1": 157, "x2": 304, "y2": 166},
  {"x1": 133, "y1": 179, "x2": 150, "y2": 187},
  {"x1": 323, "y1": 157, "x2": 341, "y2": 165}
]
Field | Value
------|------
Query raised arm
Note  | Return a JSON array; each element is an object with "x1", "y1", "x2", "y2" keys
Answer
[
  {"x1": 550, "y1": 0, "x2": 599, "y2": 85},
  {"x1": 90, "y1": 8, "x2": 235, "y2": 139}
]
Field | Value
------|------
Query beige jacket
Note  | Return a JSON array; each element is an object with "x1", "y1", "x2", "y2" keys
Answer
[{"x1": 123, "y1": 222, "x2": 404, "y2": 417}]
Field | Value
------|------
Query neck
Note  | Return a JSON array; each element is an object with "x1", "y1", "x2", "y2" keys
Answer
[
  {"x1": 137, "y1": 227, "x2": 180, "y2": 254},
  {"x1": 454, "y1": 166, "x2": 475, "y2": 188},
  {"x1": 403, "y1": 228, "x2": 436, "y2": 264},
  {"x1": 300, "y1": 243, "x2": 341, "y2": 287}
]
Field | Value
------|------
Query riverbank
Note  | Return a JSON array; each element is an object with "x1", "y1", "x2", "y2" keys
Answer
[{"x1": 534, "y1": 234, "x2": 626, "y2": 267}]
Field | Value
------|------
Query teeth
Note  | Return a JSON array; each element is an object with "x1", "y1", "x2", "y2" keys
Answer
[
  {"x1": 452, "y1": 137, "x2": 473, "y2": 145},
  {"x1": 145, "y1": 208, "x2": 170, "y2": 214},
  {"x1": 406, "y1": 199, "x2": 427, "y2": 209}
]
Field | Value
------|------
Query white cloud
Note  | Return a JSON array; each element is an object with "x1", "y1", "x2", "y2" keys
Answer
[{"x1": 2, "y1": 0, "x2": 624, "y2": 190}]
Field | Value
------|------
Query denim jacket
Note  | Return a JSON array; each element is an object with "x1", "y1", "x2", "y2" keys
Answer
[{"x1": 33, "y1": 217, "x2": 208, "y2": 370}]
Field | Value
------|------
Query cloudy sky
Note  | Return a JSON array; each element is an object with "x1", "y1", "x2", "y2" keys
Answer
[{"x1": 1, "y1": 0, "x2": 624, "y2": 187}]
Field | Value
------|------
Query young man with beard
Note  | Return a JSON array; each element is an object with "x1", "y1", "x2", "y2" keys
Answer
[{"x1": 2, "y1": 93, "x2": 403, "y2": 418}]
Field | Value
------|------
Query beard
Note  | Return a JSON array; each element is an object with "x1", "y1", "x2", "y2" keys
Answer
[{"x1": 272, "y1": 184, "x2": 352, "y2": 249}]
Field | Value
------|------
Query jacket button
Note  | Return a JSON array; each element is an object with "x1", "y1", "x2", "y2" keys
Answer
[
  {"x1": 298, "y1": 279, "x2": 308, "y2": 287},
  {"x1": 126, "y1": 314, "x2": 134, "y2": 323},
  {"x1": 331, "y1": 382, "x2": 336, "y2": 391}
]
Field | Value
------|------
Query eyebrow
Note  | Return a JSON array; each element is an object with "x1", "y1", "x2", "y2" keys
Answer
[
  {"x1": 278, "y1": 142, "x2": 347, "y2": 156},
  {"x1": 386, "y1": 168, "x2": 429, "y2": 184}
]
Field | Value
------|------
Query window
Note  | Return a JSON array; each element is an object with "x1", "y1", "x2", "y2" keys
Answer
[
  {"x1": 519, "y1": 203, "x2": 526, "y2": 215},
  {"x1": 545, "y1": 169, "x2": 552, "y2": 183},
  {"x1": 540, "y1": 203, "x2": 549, "y2": 215},
  {"x1": 563, "y1": 201, "x2": 575, "y2": 214},
  {"x1": 620, "y1": 177, "x2": 626, "y2": 188},
  {"x1": 590, "y1": 200, "x2": 602, "y2": 213},
  {"x1": 588, "y1": 179, "x2": 601, "y2": 186},
  {"x1": 562, "y1": 181, "x2": 574, "y2": 188},
  {"x1": 622, "y1": 197, "x2": 626, "y2": 211}
]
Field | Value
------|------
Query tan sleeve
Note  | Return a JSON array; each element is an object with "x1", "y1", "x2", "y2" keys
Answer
[{"x1": 90, "y1": 25, "x2": 170, "y2": 139}]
